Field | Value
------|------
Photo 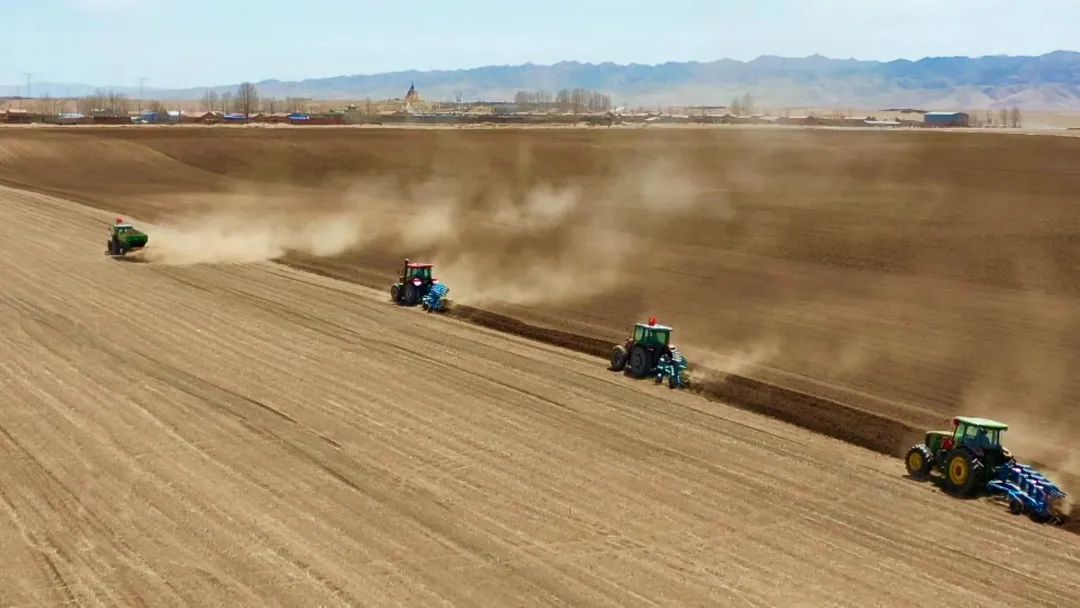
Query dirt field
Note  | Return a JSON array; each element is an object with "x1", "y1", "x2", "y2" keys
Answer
[
  {"x1": 4, "y1": 183, "x2": 1080, "y2": 606},
  {"x1": 2, "y1": 126, "x2": 1079, "y2": 470}
]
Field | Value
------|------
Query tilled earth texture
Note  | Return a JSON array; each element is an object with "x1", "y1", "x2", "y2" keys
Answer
[{"x1": 1, "y1": 127, "x2": 1079, "y2": 606}]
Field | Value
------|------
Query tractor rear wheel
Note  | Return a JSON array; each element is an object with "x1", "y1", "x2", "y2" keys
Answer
[
  {"x1": 904, "y1": 445, "x2": 934, "y2": 479},
  {"x1": 403, "y1": 283, "x2": 420, "y2": 306},
  {"x1": 610, "y1": 345, "x2": 628, "y2": 371},
  {"x1": 944, "y1": 450, "x2": 982, "y2": 495},
  {"x1": 390, "y1": 284, "x2": 400, "y2": 303},
  {"x1": 629, "y1": 345, "x2": 650, "y2": 378}
]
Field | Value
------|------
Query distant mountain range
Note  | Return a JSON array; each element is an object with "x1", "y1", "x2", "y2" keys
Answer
[{"x1": 4, "y1": 51, "x2": 1080, "y2": 110}]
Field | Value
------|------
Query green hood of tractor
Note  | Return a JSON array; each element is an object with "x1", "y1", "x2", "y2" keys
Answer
[{"x1": 925, "y1": 430, "x2": 952, "y2": 452}]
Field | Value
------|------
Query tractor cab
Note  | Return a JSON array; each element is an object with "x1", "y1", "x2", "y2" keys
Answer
[
  {"x1": 633, "y1": 322, "x2": 672, "y2": 348},
  {"x1": 949, "y1": 417, "x2": 1009, "y2": 455},
  {"x1": 113, "y1": 224, "x2": 136, "y2": 236},
  {"x1": 927, "y1": 417, "x2": 1008, "y2": 454},
  {"x1": 404, "y1": 264, "x2": 433, "y2": 283}
]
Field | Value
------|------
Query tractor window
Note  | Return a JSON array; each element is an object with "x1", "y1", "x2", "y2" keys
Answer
[
  {"x1": 409, "y1": 267, "x2": 432, "y2": 280},
  {"x1": 643, "y1": 330, "x2": 669, "y2": 346},
  {"x1": 959, "y1": 424, "x2": 999, "y2": 448},
  {"x1": 634, "y1": 326, "x2": 645, "y2": 342}
]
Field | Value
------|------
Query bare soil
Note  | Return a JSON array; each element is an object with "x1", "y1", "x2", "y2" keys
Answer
[
  {"x1": 4, "y1": 184, "x2": 1080, "y2": 606},
  {"x1": 4, "y1": 127, "x2": 1079, "y2": 467}
]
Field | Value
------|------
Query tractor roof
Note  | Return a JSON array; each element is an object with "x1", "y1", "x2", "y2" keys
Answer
[
  {"x1": 407, "y1": 263, "x2": 433, "y2": 268},
  {"x1": 115, "y1": 224, "x2": 134, "y2": 229},
  {"x1": 636, "y1": 322, "x2": 672, "y2": 331},
  {"x1": 955, "y1": 416, "x2": 1008, "y2": 430}
]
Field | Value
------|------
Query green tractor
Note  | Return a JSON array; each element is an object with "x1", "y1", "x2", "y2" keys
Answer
[
  {"x1": 105, "y1": 217, "x2": 148, "y2": 257},
  {"x1": 905, "y1": 417, "x2": 1015, "y2": 495},
  {"x1": 610, "y1": 318, "x2": 689, "y2": 388}
]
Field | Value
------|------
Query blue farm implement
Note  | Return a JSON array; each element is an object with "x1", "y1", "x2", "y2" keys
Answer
[
  {"x1": 654, "y1": 348, "x2": 690, "y2": 389},
  {"x1": 987, "y1": 465, "x2": 1068, "y2": 524},
  {"x1": 421, "y1": 283, "x2": 450, "y2": 312},
  {"x1": 905, "y1": 417, "x2": 1068, "y2": 524}
]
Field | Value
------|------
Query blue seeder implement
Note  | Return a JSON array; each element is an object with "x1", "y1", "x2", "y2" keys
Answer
[
  {"x1": 905, "y1": 417, "x2": 1068, "y2": 524},
  {"x1": 422, "y1": 283, "x2": 450, "y2": 312},
  {"x1": 655, "y1": 348, "x2": 690, "y2": 389},
  {"x1": 987, "y1": 464, "x2": 1068, "y2": 523}
]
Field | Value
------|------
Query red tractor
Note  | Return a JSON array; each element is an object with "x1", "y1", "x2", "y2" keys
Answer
[{"x1": 390, "y1": 259, "x2": 440, "y2": 307}]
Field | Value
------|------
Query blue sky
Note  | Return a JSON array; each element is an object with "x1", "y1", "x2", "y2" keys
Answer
[{"x1": 4, "y1": 0, "x2": 1078, "y2": 88}]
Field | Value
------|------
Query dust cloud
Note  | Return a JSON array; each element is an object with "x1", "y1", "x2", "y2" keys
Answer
[
  {"x1": 145, "y1": 209, "x2": 369, "y2": 266},
  {"x1": 142, "y1": 156, "x2": 723, "y2": 311}
]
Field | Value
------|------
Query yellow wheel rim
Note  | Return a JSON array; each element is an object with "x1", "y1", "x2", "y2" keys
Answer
[
  {"x1": 908, "y1": 452, "x2": 923, "y2": 471},
  {"x1": 950, "y1": 458, "x2": 970, "y2": 485}
]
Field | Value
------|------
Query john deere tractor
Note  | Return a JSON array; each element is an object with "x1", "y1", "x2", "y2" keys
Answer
[
  {"x1": 105, "y1": 217, "x2": 148, "y2": 257},
  {"x1": 906, "y1": 416, "x2": 1067, "y2": 522},
  {"x1": 390, "y1": 259, "x2": 448, "y2": 311},
  {"x1": 610, "y1": 318, "x2": 689, "y2": 388}
]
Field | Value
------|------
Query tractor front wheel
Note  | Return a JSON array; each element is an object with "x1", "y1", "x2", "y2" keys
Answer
[
  {"x1": 944, "y1": 450, "x2": 982, "y2": 495},
  {"x1": 610, "y1": 345, "x2": 628, "y2": 371},
  {"x1": 629, "y1": 345, "x2": 650, "y2": 378},
  {"x1": 390, "y1": 284, "x2": 400, "y2": 303},
  {"x1": 904, "y1": 445, "x2": 934, "y2": 479}
]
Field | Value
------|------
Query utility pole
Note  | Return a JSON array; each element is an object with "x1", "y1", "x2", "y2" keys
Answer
[
  {"x1": 22, "y1": 72, "x2": 34, "y2": 98},
  {"x1": 138, "y1": 76, "x2": 148, "y2": 100}
]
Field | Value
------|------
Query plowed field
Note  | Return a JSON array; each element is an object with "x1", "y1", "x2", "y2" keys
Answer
[
  {"x1": 2, "y1": 127, "x2": 1078, "y2": 469},
  {"x1": 2, "y1": 126, "x2": 1079, "y2": 605}
]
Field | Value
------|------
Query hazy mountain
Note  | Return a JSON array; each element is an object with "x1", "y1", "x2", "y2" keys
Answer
[{"x1": 5, "y1": 51, "x2": 1079, "y2": 110}]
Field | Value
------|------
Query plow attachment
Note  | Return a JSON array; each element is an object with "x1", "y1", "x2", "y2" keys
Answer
[
  {"x1": 987, "y1": 464, "x2": 1068, "y2": 524},
  {"x1": 655, "y1": 348, "x2": 690, "y2": 389},
  {"x1": 421, "y1": 283, "x2": 450, "y2": 312}
]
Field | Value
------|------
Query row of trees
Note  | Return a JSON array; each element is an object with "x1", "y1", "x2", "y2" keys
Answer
[
  {"x1": 729, "y1": 93, "x2": 756, "y2": 115},
  {"x1": 201, "y1": 84, "x2": 318, "y2": 115},
  {"x1": 76, "y1": 89, "x2": 130, "y2": 116},
  {"x1": 512, "y1": 88, "x2": 612, "y2": 113},
  {"x1": 201, "y1": 82, "x2": 260, "y2": 116},
  {"x1": 970, "y1": 107, "x2": 1023, "y2": 128}
]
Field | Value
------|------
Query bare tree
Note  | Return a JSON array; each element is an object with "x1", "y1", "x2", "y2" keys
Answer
[
  {"x1": 36, "y1": 94, "x2": 62, "y2": 116},
  {"x1": 202, "y1": 90, "x2": 219, "y2": 112},
  {"x1": 985, "y1": 109, "x2": 995, "y2": 127},
  {"x1": 998, "y1": 108, "x2": 1009, "y2": 129},
  {"x1": 730, "y1": 96, "x2": 742, "y2": 115},
  {"x1": 1009, "y1": 106, "x2": 1022, "y2": 128},
  {"x1": 236, "y1": 82, "x2": 259, "y2": 118},
  {"x1": 556, "y1": 89, "x2": 571, "y2": 112},
  {"x1": 285, "y1": 97, "x2": 309, "y2": 113},
  {"x1": 741, "y1": 93, "x2": 755, "y2": 115},
  {"x1": 78, "y1": 89, "x2": 128, "y2": 117}
]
